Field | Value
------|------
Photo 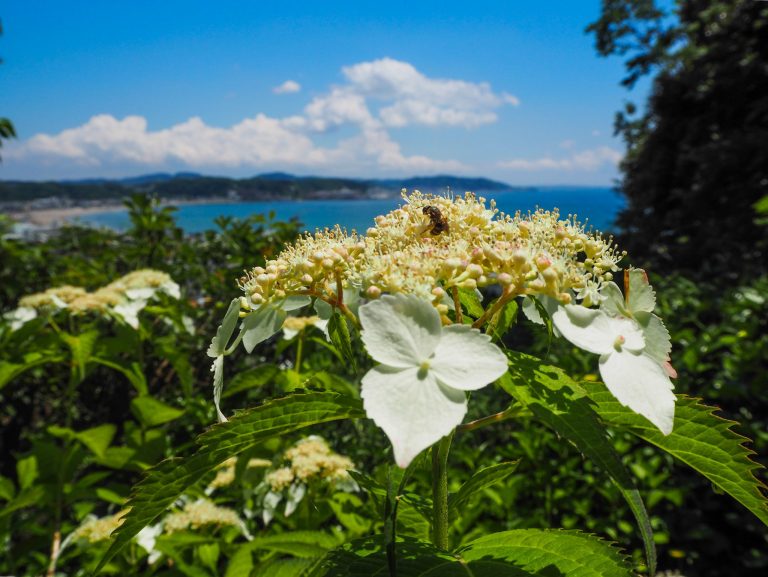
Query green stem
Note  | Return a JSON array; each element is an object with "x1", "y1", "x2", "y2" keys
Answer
[
  {"x1": 295, "y1": 331, "x2": 305, "y2": 372},
  {"x1": 431, "y1": 432, "x2": 453, "y2": 550}
]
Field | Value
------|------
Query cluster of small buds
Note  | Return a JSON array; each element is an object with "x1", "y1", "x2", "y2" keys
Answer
[
  {"x1": 19, "y1": 285, "x2": 88, "y2": 309},
  {"x1": 207, "y1": 456, "x2": 272, "y2": 491},
  {"x1": 163, "y1": 499, "x2": 242, "y2": 533},
  {"x1": 265, "y1": 436, "x2": 354, "y2": 492},
  {"x1": 71, "y1": 510, "x2": 128, "y2": 543},
  {"x1": 236, "y1": 191, "x2": 625, "y2": 315},
  {"x1": 238, "y1": 227, "x2": 365, "y2": 307},
  {"x1": 105, "y1": 269, "x2": 174, "y2": 292},
  {"x1": 282, "y1": 316, "x2": 322, "y2": 333}
]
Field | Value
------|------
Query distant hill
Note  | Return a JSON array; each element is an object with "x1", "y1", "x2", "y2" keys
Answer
[{"x1": 0, "y1": 172, "x2": 518, "y2": 204}]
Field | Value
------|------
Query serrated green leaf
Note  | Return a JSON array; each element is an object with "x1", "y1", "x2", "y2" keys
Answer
[
  {"x1": 448, "y1": 461, "x2": 519, "y2": 514},
  {"x1": 242, "y1": 305, "x2": 285, "y2": 353},
  {"x1": 130, "y1": 396, "x2": 184, "y2": 427},
  {"x1": 0, "y1": 486, "x2": 45, "y2": 520},
  {"x1": 457, "y1": 529, "x2": 634, "y2": 576},
  {"x1": 0, "y1": 475, "x2": 15, "y2": 501},
  {"x1": 16, "y1": 455, "x2": 38, "y2": 490},
  {"x1": 223, "y1": 364, "x2": 280, "y2": 398},
  {"x1": 97, "y1": 392, "x2": 363, "y2": 572},
  {"x1": 583, "y1": 381, "x2": 768, "y2": 526},
  {"x1": 0, "y1": 356, "x2": 63, "y2": 390},
  {"x1": 76, "y1": 424, "x2": 117, "y2": 459},
  {"x1": 244, "y1": 530, "x2": 343, "y2": 558},
  {"x1": 311, "y1": 530, "x2": 633, "y2": 576},
  {"x1": 328, "y1": 312, "x2": 356, "y2": 371},
  {"x1": 257, "y1": 558, "x2": 317, "y2": 577},
  {"x1": 207, "y1": 298, "x2": 241, "y2": 357},
  {"x1": 61, "y1": 330, "x2": 99, "y2": 379},
  {"x1": 458, "y1": 288, "x2": 484, "y2": 319},
  {"x1": 225, "y1": 543, "x2": 255, "y2": 577},
  {"x1": 488, "y1": 300, "x2": 518, "y2": 341},
  {"x1": 91, "y1": 358, "x2": 148, "y2": 395},
  {"x1": 500, "y1": 351, "x2": 656, "y2": 574}
]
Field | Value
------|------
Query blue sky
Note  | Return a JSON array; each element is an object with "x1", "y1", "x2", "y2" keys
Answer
[{"x1": 0, "y1": 1, "x2": 647, "y2": 185}]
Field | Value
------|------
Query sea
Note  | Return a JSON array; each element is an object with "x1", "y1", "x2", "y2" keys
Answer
[{"x1": 80, "y1": 186, "x2": 625, "y2": 234}]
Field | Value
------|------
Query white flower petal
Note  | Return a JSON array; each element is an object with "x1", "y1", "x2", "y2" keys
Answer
[
  {"x1": 126, "y1": 287, "x2": 157, "y2": 301},
  {"x1": 627, "y1": 269, "x2": 656, "y2": 313},
  {"x1": 284, "y1": 483, "x2": 306, "y2": 517},
  {"x1": 211, "y1": 355, "x2": 227, "y2": 422},
  {"x1": 207, "y1": 298, "x2": 241, "y2": 357},
  {"x1": 359, "y1": 294, "x2": 441, "y2": 368},
  {"x1": 599, "y1": 350, "x2": 676, "y2": 435},
  {"x1": 634, "y1": 311, "x2": 672, "y2": 364},
  {"x1": 599, "y1": 282, "x2": 627, "y2": 317},
  {"x1": 113, "y1": 299, "x2": 147, "y2": 330},
  {"x1": 280, "y1": 295, "x2": 311, "y2": 312},
  {"x1": 242, "y1": 305, "x2": 286, "y2": 353},
  {"x1": 361, "y1": 365, "x2": 466, "y2": 468},
  {"x1": 5, "y1": 307, "x2": 37, "y2": 331},
  {"x1": 552, "y1": 305, "x2": 617, "y2": 355},
  {"x1": 161, "y1": 281, "x2": 181, "y2": 300},
  {"x1": 430, "y1": 325, "x2": 508, "y2": 391}
]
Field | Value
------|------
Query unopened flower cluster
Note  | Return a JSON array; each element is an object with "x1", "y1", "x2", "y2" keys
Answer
[
  {"x1": 258, "y1": 437, "x2": 356, "y2": 524},
  {"x1": 207, "y1": 456, "x2": 271, "y2": 491},
  {"x1": 71, "y1": 510, "x2": 128, "y2": 543},
  {"x1": 238, "y1": 190, "x2": 624, "y2": 313},
  {"x1": 4, "y1": 269, "x2": 180, "y2": 330},
  {"x1": 163, "y1": 499, "x2": 242, "y2": 533},
  {"x1": 265, "y1": 436, "x2": 354, "y2": 491}
]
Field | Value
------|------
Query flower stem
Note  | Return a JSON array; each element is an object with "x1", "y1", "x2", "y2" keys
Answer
[
  {"x1": 471, "y1": 286, "x2": 514, "y2": 329},
  {"x1": 295, "y1": 331, "x2": 304, "y2": 372},
  {"x1": 451, "y1": 287, "x2": 463, "y2": 324},
  {"x1": 431, "y1": 432, "x2": 453, "y2": 550}
]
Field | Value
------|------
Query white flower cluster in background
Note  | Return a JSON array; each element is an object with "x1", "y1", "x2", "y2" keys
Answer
[
  {"x1": 258, "y1": 436, "x2": 357, "y2": 524},
  {"x1": 3, "y1": 269, "x2": 181, "y2": 330}
]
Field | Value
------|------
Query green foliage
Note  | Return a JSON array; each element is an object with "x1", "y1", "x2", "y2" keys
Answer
[
  {"x1": 588, "y1": 0, "x2": 768, "y2": 280},
  {"x1": 583, "y1": 382, "x2": 768, "y2": 526},
  {"x1": 499, "y1": 352, "x2": 656, "y2": 574},
  {"x1": 98, "y1": 392, "x2": 364, "y2": 569},
  {"x1": 1, "y1": 198, "x2": 765, "y2": 577},
  {"x1": 312, "y1": 530, "x2": 634, "y2": 576}
]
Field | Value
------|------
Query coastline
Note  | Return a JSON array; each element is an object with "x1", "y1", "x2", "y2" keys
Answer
[{"x1": 10, "y1": 197, "x2": 238, "y2": 228}]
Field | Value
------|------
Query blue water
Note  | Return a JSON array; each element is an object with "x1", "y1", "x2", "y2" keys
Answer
[{"x1": 80, "y1": 187, "x2": 625, "y2": 234}]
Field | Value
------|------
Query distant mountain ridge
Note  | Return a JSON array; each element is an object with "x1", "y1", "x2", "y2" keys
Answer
[{"x1": 0, "y1": 172, "x2": 521, "y2": 204}]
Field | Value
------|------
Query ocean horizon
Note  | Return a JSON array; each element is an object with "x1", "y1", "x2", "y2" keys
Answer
[{"x1": 80, "y1": 186, "x2": 625, "y2": 234}]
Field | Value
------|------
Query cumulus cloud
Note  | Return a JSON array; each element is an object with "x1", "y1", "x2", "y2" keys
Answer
[
  {"x1": 9, "y1": 58, "x2": 517, "y2": 175},
  {"x1": 498, "y1": 147, "x2": 623, "y2": 171},
  {"x1": 273, "y1": 80, "x2": 301, "y2": 94},
  {"x1": 338, "y1": 58, "x2": 518, "y2": 128}
]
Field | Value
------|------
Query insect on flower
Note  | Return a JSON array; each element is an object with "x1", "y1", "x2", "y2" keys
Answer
[{"x1": 422, "y1": 205, "x2": 449, "y2": 235}]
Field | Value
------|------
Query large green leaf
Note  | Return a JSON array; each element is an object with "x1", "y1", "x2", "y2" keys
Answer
[
  {"x1": 499, "y1": 351, "x2": 656, "y2": 574},
  {"x1": 311, "y1": 530, "x2": 633, "y2": 576},
  {"x1": 582, "y1": 381, "x2": 768, "y2": 526},
  {"x1": 130, "y1": 396, "x2": 184, "y2": 427},
  {"x1": 96, "y1": 392, "x2": 364, "y2": 572}
]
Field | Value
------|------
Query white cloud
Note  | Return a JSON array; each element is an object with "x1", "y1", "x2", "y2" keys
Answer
[
  {"x1": 339, "y1": 58, "x2": 518, "y2": 128},
  {"x1": 273, "y1": 80, "x2": 301, "y2": 94},
  {"x1": 498, "y1": 147, "x2": 623, "y2": 171},
  {"x1": 9, "y1": 58, "x2": 516, "y2": 175}
]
